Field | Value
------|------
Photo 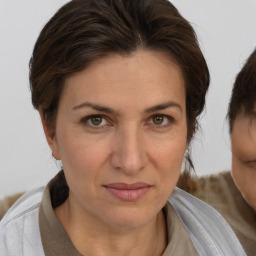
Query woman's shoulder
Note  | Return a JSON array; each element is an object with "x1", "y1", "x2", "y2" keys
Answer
[
  {"x1": 178, "y1": 171, "x2": 256, "y2": 255},
  {"x1": 192, "y1": 171, "x2": 236, "y2": 201},
  {"x1": 178, "y1": 170, "x2": 232, "y2": 194},
  {"x1": 169, "y1": 186, "x2": 246, "y2": 256},
  {"x1": 177, "y1": 171, "x2": 245, "y2": 207},
  {"x1": 0, "y1": 187, "x2": 45, "y2": 256},
  {"x1": 0, "y1": 186, "x2": 44, "y2": 226},
  {"x1": 0, "y1": 192, "x2": 24, "y2": 220},
  {"x1": 177, "y1": 171, "x2": 256, "y2": 231}
]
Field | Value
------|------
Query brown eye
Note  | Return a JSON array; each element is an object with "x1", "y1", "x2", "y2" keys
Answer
[
  {"x1": 152, "y1": 116, "x2": 164, "y2": 125},
  {"x1": 82, "y1": 115, "x2": 110, "y2": 129},
  {"x1": 90, "y1": 116, "x2": 102, "y2": 126}
]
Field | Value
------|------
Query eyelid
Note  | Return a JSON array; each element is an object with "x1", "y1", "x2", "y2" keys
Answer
[
  {"x1": 243, "y1": 159, "x2": 256, "y2": 168},
  {"x1": 246, "y1": 159, "x2": 256, "y2": 164},
  {"x1": 152, "y1": 114, "x2": 175, "y2": 121}
]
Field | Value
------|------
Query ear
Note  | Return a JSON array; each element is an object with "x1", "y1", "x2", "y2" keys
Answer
[{"x1": 39, "y1": 109, "x2": 61, "y2": 160}]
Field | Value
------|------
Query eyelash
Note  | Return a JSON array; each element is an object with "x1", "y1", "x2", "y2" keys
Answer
[{"x1": 80, "y1": 114, "x2": 175, "y2": 130}]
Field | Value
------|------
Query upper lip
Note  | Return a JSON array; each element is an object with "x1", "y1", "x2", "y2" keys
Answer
[{"x1": 104, "y1": 182, "x2": 152, "y2": 190}]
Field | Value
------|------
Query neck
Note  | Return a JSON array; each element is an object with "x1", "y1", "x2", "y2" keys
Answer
[{"x1": 54, "y1": 196, "x2": 167, "y2": 256}]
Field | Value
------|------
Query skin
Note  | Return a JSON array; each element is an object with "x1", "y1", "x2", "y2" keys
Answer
[
  {"x1": 41, "y1": 50, "x2": 187, "y2": 256},
  {"x1": 231, "y1": 108, "x2": 256, "y2": 212}
]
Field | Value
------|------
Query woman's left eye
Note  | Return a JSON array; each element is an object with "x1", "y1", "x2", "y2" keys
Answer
[
  {"x1": 148, "y1": 115, "x2": 173, "y2": 127},
  {"x1": 81, "y1": 115, "x2": 110, "y2": 129}
]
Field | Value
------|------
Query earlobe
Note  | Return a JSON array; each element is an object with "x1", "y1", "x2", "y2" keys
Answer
[{"x1": 39, "y1": 109, "x2": 61, "y2": 160}]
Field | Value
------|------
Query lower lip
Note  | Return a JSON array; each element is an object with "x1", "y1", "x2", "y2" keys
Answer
[{"x1": 104, "y1": 186, "x2": 151, "y2": 201}]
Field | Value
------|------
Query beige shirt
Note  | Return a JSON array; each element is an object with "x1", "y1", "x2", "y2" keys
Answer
[
  {"x1": 179, "y1": 171, "x2": 256, "y2": 256},
  {"x1": 39, "y1": 171, "x2": 197, "y2": 256}
]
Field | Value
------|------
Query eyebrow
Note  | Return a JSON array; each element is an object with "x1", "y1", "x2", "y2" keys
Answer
[
  {"x1": 144, "y1": 101, "x2": 182, "y2": 113},
  {"x1": 72, "y1": 101, "x2": 182, "y2": 114},
  {"x1": 72, "y1": 102, "x2": 117, "y2": 114}
]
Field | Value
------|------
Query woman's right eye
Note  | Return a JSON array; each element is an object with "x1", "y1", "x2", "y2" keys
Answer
[{"x1": 81, "y1": 115, "x2": 110, "y2": 129}]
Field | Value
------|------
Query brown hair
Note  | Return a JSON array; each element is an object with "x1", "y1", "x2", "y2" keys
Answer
[
  {"x1": 30, "y1": 0, "x2": 209, "y2": 148},
  {"x1": 228, "y1": 49, "x2": 256, "y2": 132}
]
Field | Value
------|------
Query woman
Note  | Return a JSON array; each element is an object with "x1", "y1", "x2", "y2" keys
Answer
[
  {"x1": 178, "y1": 49, "x2": 256, "y2": 255},
  {"x1": 0, "y1": 0, "x2": 245, "y2": 255}
]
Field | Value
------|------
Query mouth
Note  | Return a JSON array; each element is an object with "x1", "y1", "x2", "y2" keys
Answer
[{"x1": 103, "y1": 183, "x2": 152, "y2": 201}]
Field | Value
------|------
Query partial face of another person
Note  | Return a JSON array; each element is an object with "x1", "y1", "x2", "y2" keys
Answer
[
  {"x1": 45, "y1": 50, "x2": 187, "y2": 229},
  {"x1": 231, "y1": 108, "x2": 256, "y2": 212}
]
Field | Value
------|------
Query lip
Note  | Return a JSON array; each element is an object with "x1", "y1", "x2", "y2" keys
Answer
[{"x1": 103, "y1": 183, "x2": 152, "y2": 201}]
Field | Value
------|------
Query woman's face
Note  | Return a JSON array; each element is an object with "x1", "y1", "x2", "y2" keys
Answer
[
  {"x1": 47, "y1": 50, "x2": 187, "y2": 228},
  {"x1": 231, "y1": 109, "x2": 256, "y2": 211}
]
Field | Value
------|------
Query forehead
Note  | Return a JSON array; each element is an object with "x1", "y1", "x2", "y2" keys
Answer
[{"x1": 61, "y1": 50, "x2": 186, "y2": 111}]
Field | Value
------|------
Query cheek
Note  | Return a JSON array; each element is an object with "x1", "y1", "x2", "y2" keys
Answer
[
  {"x1": 156, "y1": 144, "x2": 185, "y2": 170},
  {"x1": 152, "y1": 130, "x2": 187, "y2": 164},
  {"x1": 56, "y1": 133, "x2": 114, "y2": 207},
  {"x1": 56, "y1": 130, "x2": 111, "y2": 180},
  {"x1": 148, "y1": 140, "x2": 187, "y2": 207},
  {"x1": 232, "y1": 158, "x2": 244, "y2": 191},
  {"x1": 232, "y1": 158, "x2": 256, "y2": 210},
  {"x1": 151, "y1": 135, "x2": 187, "y2": 184}
]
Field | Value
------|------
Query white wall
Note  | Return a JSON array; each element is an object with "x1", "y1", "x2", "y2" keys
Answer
[{"x1": 0, "y1": 0, "x2": 256, "y2": 197}]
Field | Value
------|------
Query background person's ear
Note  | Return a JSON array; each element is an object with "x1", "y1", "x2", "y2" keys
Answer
[{"x1": 39, "y1": 109, "x2": 61, "y2": 160}]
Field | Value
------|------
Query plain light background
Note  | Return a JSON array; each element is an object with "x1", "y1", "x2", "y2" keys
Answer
[{"x1": 0, "y1": 0, "x2": 256, "y2": 197}]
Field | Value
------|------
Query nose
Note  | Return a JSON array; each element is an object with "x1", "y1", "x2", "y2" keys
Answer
[{"x1": 110, "y1": 126, "x2": 148, "y2": 175}]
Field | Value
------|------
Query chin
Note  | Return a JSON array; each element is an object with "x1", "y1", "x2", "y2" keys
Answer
[{"x1": 101, "y1": 207, "x2": 158, "y2": 229}]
